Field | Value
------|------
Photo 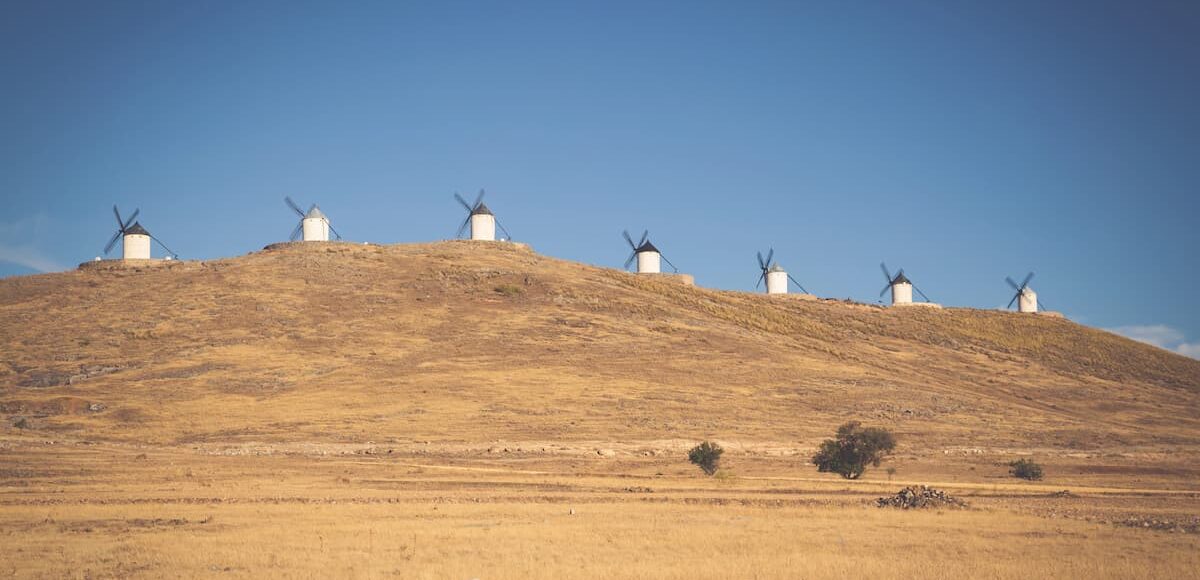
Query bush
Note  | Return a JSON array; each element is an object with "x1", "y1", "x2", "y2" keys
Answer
[
  {"x1": 688, "y1": 441, "x2": 724, "y2": 476},
  {"x1": 1009, "y1": 458, "x2": 1044, "y2": 481},
  {"x1": 812, "y1": 421, "x2": 896, "y2": 479}
]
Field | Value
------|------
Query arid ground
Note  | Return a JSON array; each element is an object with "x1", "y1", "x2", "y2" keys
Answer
[{"x1": 2, "y1": 241, "x2": 1198, "y2": 578}]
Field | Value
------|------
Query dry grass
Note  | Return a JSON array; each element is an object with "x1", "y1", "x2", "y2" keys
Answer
[
  {"x1": 2, "y1": 444, "x2": 1199, "y2": 579},
  {"x1": 0, "y1": 241, "x2": 1195, "y2": 453},
  {"x1": 2, "y1": 241, "x2": 1199, "y2": 577},
  {"x1": 4, "y1": 501, "x2": 1198, "y2": 580}
]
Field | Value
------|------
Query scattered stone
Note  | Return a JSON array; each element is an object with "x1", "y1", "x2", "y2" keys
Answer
[
  {"x1": 596, "y1": 449, "x2": 616, "y2": 458},
  {"x1": 623, "y1": 486, "x2": 654, "y2": 493},
  {"x1": 87, "y1": 403, "x2": 107, "y2": 412},
  {"x1": 1048, "y1": 490, "x2": 1075, "y2": 498},
  {"x1": 876, "y1": 485, "x2": 967, "y2": 509}
]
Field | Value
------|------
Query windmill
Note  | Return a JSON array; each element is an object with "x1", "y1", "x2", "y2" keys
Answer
[
  {"x1": 756, "y1": 248, "x2": 808, "y2": 295},
  {"x1": 1005, "y1": 272, "x2": 1043, "y2": 313},
  {"x1": 454, "y1": 189, "x2": 511, "y2": 241},
  {"x1": 285, "y1": 197, "x2": 341, "y2": 242},
  {"x1": 879, "y1": 262, "x2": 929, "y2": 306},
  {"x1": 103, "y1": 205, "x2": 177, "y2": 260},
  {"x1": 623, "y1": 230, "x2": 677, "y2": 274}
]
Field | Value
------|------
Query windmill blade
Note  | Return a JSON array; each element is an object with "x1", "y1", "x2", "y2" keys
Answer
[
  {"x1": 913, "y1": 285, "x2": 931, "y2": 302},
  {"x1": 284, "y1": 196, "x2": 306, "y2": 218},
  {"x1": 454, "y1": 192, "x2": 473, "y2": 212},
  {"x1": 328, "y1": 223, "x2": 342, "y2": 240},
  {"x1": 1006, "y1": 276, "x2": 1020, "y2": 291},
  {"x1": 880, "y1": 262, "x2": 892, "y2": 283},
  {"x1": 757, "y1": 251, "x2": 766, "y2": 271},
  {"x1": 638, "y1": 230, "x2": 648, "y2": 247},
  {"x1": 1037, "y1": 299, "x2": 1049, "y2": 312},
  {"x1": 787, "y1": 273, "x2": 809, "y2": 294},
  {"x1": 103, "y1": 230, "x2": 122, "y2": 255},
  {"x1": 756, "y1": 271, "x2": 765, "y2": 289},
  {"x1": 289, "y1": 222, "x2": 303, "y2": 241},
  {"x1": 473, "y1": 189, "x2": 486, "y2": 209},
  {"x1": 1007, "y1": 292, "x2": 1020, "y2": 309},
  {"x1": 660, "y1": 254, "x2": 679, "y2": 273},
  {"x1": 624, "y1": 251, "x2": 637, "y2": 270},
  {"x1": 879, "y1": 284, "x2": 891, "y2": 298},
  {"x1": 765, "y1": 248, "x2": 774, "y2": 269},
  {"x1": 623, "y1": 230, "x2": 636, "y2": 250},
  {"x1": 123, "y1": 209, "x2": 140, "y2": 230},
  {"x1": 112, "y1": 205, "x2": 124, "y2": 229},
  {"x1": 150, "y1": 235, "x2": 177, "y2": 259},
  {"x1": 456, "y1": 216, "x2": 471, "y2": 238},
  {"x1": 495, "y1": 219, "x2": 512, "y2": 240},
  {"x1": 1020, "y1": 272, "x2": 1035, "y2": 290}
]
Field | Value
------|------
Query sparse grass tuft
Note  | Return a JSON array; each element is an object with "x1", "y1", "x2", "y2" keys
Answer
[{"x1": 494, "y1": 283, "x2": 524, "y2": 297}]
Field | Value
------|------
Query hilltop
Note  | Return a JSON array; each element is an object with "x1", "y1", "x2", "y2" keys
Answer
[{"x1": 1, "y1": 240, "x2": 1196, "y2": 457}]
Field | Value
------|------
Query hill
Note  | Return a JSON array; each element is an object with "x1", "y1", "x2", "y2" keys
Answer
[{"x1": 2, "y1": 240, "x2": 1197, "y2": 455}]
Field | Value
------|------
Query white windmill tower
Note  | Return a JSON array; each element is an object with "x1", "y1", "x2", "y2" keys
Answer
[
  {"x1": 622, "y1": 230, "x2": 678, "y2": 274},
  {"x1": 1005, "y1": 272, "x2": 1042, "y2": 313},
  {"x1": 103, "y1": 205, "x2": 178, "y2": 261},
  {"x1": 756, "y1": 248, "x2": 808, "y2": 295},
  {"x1": 285, "y1": 197, "x2": 341, "y2": 242},
  {"x1": 879, "y1": 262, "x2": 930, "y2": 306},
  {"x1": 454, "y1": 190, "x2": 511, "y2": 241}
]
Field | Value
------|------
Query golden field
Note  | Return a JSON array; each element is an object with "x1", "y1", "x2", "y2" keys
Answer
[{"x1": 2, "y1": 241, "x2": 1198, "y2": 578}]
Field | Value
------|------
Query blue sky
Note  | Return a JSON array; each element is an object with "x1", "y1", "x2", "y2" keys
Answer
[{"x1": 2, "y1": 0, "x2": 1198, "y2": 357}]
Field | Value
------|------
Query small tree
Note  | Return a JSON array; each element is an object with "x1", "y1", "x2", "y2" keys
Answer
[
  {"x1": 688, "y1": 441, "x2": 724, "y2": 476},
  {"x1": 1009, "y1": 458, "x2": 1044, "y2": 481},
  {"x1": 812, "y1": 421, "x2": 896, "y2": 479}
]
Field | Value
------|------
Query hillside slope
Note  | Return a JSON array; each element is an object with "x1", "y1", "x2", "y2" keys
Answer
[{"x1": 1, "y1": 241, "x2": 1197, "y2": 453}]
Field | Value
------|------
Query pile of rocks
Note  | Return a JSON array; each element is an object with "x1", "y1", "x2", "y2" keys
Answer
[{"x1": 875, "y1": 485, "x2": 967, "y2": 509}]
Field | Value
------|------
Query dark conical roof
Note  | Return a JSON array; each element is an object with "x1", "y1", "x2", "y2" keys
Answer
[
  {"x1": 636, "y1": 240, "x2": 659, "y2": 254},
  {"x1": 892, "y1": 271, "x2": 911, "y2": 285},
  {"x1": 124, "y1": 222, "x2": 149, "y2": 236},
  {"x1": 471, "y1": 202, "x2": 494, "y2": 216}
]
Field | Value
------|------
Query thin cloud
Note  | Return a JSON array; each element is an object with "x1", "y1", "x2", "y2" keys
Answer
[
  {"x1": 0, "y1": 215, "x2": 67, "y2": 273},
  {"x1": 1109, "y1": 325, "x2": 1184, "y2": 349},
  {"x1": 1108, "y1": 324, "x2": 1199, "y2": 360},
  {"x1": 0, "y1": 244, "x2": 67, "y2": 273}
]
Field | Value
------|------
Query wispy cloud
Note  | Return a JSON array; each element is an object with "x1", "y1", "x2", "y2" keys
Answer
[
  {"x1": 0, "y1": 215, "x2": 67, "y2": 273},
  {"x1": 0, "y1": 245, "x2": 67, "y2": 273},
  {"x1": 1108, "y1": 324, "x2": 1200, "y2": 360}
]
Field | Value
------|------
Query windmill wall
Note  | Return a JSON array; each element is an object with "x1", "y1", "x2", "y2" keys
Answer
[
  {"x1": 891, "y1": 282, "x2": 913, "y2": 305},
  {"x1": 470, "y1": 214, "x2": 496, "y2": 241},
  {"x1": 766, "y1": 270, "x2": 788, "y2": 294},
  {"x1": 636, "y1": 251, "x2": 661, "y2": 274},
  {"x1": 122, "y1": 234, "x2": 151, "y2": 260},
  {"x1": 1019, "y1": 289, "x2": 1038, "y2": 313},
  {"x1": 302, "y1": 217, "x2": 329, "y2": 241}
]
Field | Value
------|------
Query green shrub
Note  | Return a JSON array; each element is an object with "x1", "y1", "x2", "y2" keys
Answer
[
  {"x1": 688, "y1": 441, "x2": 724, "y2": 476},
  {"x1": 1009, "y1": 458, "x2": 1044, "y2": 481},
  {"x1": 812, "y1": 421, "x2": 896, "y2": 479}
]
